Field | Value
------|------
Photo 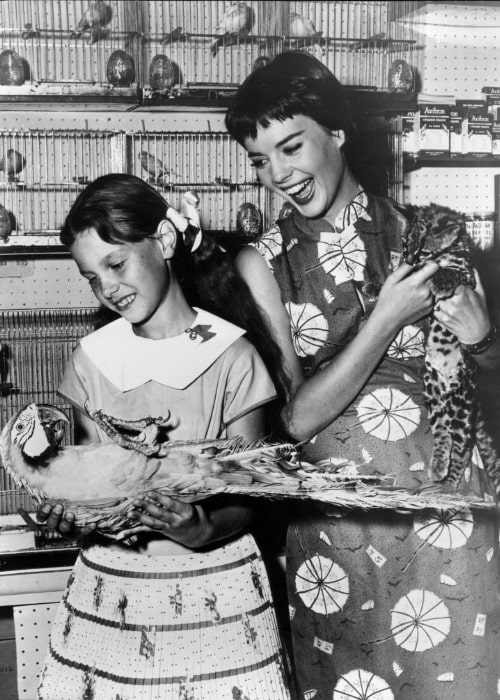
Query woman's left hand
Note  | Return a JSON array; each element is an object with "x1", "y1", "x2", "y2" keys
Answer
[
  {"x1": 127, "y1": 495, "x2": 209, "y2": 548},
  {"x1": 433, "y1": 269, "x2": 491, "y2": 344}
]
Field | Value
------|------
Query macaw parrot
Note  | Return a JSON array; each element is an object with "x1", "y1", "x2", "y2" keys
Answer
[
  {"x1": 211, "y1": 2, "x2": 254, "y2": 57},
  {"x1": 0, "y1": 403, "x2": 301, "y2": 536}
]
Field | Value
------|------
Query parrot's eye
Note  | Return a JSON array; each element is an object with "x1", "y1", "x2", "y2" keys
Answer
[{"x1": 15, "y1": 422, "x2": 25, "y2": 431}]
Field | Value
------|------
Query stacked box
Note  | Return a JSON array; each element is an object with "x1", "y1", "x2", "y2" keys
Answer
[
  {"x1": 449, "y1": 106, "x2": 465, "y2": 158},
  {"x1": 456, "y1": 100, "x2": 491, "y2": 156},
  {"x1": 419, "y1": 104, "x2": 450, "y2": 158},
  {"x1": 400, "y1": 109, "x2": 419, "y2": 157}
]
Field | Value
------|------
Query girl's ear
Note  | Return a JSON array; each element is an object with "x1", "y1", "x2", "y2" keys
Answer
[{"x1": 155, "y1": 219, "x2": 177, "y2": 259}]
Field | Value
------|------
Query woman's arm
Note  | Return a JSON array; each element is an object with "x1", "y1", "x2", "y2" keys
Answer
[
  {"x1": 128, "y1": 406, "x2": 265, "y2": 549},
  {"x1": 435, "y1": 269, "x2": 500, "y2": 372},
  {"x1": 236, "y1": 246, "x2": 439, "y2": 441}
]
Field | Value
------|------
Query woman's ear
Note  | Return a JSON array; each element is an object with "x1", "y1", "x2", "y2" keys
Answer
[
  {"x1": 331, "y1": 129, "x2": 346, "y2": 147},
  {"x1": 155, "y1": 219, "x2": 177, "y2": 259}
]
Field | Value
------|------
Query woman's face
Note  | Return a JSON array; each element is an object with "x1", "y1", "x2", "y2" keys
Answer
[
  {"x1": 71, "y1": 227, "x2": 172, "y2": 330},
  {"x1": 243, "y1": 114, "x2": 358, "y2": 225}
]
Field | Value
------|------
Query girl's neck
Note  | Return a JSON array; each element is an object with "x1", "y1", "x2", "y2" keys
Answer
[{"x1": 132, "y1": 285, "x2": 196, "y2": 341}]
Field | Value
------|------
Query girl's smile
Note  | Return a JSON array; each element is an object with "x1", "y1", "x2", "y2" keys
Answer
[
  {"x1": 243, "y1": 114, "x2": 358, "y2": 227},
  {"x1": 70, "y1": 227, "x2": 183, "y2": 337}
]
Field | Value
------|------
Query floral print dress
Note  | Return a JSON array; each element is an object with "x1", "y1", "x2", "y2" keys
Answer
[{"x1": 253, "y1": 191, "x2": 500, "y2": 700}]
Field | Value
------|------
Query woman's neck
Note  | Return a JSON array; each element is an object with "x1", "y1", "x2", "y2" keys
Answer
[{"x1": 323, "y1": 167, "x2": 361, "y2": 229}]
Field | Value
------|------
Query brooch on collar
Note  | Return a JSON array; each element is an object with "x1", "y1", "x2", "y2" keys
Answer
[{"x1": 185, "y1": 324, "x2": 216, "y2": 342}]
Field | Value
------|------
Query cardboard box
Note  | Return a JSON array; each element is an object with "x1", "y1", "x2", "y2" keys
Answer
[
  {"x1": 467, "y1": 113, "x2": 493, "y2": 157},
  {"x1": 492, "y1": 121, "x2": 500, "y2": 157},
  {"x1": 449, "y1": 106, "x2": 465, "y2": 158},
  {"x1": 400, "y1": 109, "x2": 420, "y2": 157},
  {"x1": 419, "y1": 104, "x2": 450, "y2": 157}
]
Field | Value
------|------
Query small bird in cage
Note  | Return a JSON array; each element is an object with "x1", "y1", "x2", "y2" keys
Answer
[
  {"x1": 139, "y1": 151, "x2": 173, "y2": 183},
  {"x1": 161, "y1": 26, "x2": 187, "y2": 45},
  {"x1": 211, "y1": 1, "x2": 254, "y2": 57},
  {"x1": 236, "y1": 202, "x2": 262, "y2": 240},
  {"x1": 0, "y1": 149, "x2": 25, "y2": 182},
  {"x1": 71, "y1": 0, "x2": 113, "y2": 44},
  {"x1": 252, "y1": 56, "x2": 271, "y2": 72},
  {"x1": 289, "y1": 12, "x2": 325, "y2": 51},
  {"x1": 0, "y1": 50, "x2": 25, "y2": 86},
  {"x1": 0, "y1": 203, "x2": 11, "y2": 241}
]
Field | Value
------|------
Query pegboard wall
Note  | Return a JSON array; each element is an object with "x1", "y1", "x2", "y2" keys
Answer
[{"x1": 397, "y1": 2, "x2": 500, "y2": 214}]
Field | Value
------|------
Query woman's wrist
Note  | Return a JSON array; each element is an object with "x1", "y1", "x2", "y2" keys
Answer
[{"x1": 460, "y1": 324, "x2": 497, "y2": 355}]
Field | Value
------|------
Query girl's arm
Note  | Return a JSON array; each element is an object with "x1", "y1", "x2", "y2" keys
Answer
[
  {"x1": 235, "y1": 246, "x2": 439, "y2": 441},
  {"x1": 128, "y1": 405, "x2": 264, "y2": 549}
]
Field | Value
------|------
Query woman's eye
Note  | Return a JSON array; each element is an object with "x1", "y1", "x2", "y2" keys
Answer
[
  {"x1": 110, "y1": 260, "x2": 125, "y2": 271},
  {"x1": 284, "y1": 143, "x2": 301, "y2": 156}
]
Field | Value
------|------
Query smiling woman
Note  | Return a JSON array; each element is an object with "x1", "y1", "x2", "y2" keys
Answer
[{"x1": 225, "y1": 51, "x2": 500, "y2": 700}]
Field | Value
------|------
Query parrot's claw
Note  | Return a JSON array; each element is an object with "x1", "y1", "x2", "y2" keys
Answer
[{"x1": 85, "y1": 405, "x2": 172, "y2": 456}]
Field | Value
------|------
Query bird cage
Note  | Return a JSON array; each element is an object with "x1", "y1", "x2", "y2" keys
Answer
[
  {"x1": 0, "y1": 129, "x2": 124, "y2": 238},
  {"x1": 128, "y1": 130, "x2": 270, "y2": 236},
  {"x1": 140, "y1": 0, "x2": 420, "y2": 103},
  {"x1": 0, "y1": 308, "x2": 114, "y2": 514},
  {"x1": 0, "y1": 0, "x2": 141, "y2": 105}
]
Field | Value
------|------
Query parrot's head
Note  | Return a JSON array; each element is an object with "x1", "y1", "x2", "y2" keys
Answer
[{"x1": 7, "y1": 403, "x2": 70, "y2": 462}]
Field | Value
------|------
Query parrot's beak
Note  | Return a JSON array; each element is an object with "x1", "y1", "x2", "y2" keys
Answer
[{"x1": 16, "y1": 403, "x2": 70, "y2": 461}]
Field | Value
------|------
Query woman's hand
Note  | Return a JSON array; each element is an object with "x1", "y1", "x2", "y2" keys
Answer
[
  {"x1": 127, "y1": 496, "x2": 211, "y2": 549},
  {"x1": 373, "y1": 260, "x2": 439, "y2": 330},
  {"x1": 37, "y1": 502, "x2": 96, "y2": 538},
  {"x1": 434, "y1": 269, "x2": 491, "y2": 344}
]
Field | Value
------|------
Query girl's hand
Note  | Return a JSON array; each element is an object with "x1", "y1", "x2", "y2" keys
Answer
[
  {"x1": 37, "y1": 502, "x2": 96, "y2": 538},
  {"x1": 374, "y1": 261, "x2": 439, "y2": 330},
  {"x1": 127, "y1": 495, "x2": 210, "y2": 548},
  {"x1": 434, "y1": 269, "x2": 491, "y2": 344}
]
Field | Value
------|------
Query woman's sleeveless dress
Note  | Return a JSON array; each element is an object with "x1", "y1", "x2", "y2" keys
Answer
[{"x1": 254, "y1": 191, "x2": 500, "y2": 700}]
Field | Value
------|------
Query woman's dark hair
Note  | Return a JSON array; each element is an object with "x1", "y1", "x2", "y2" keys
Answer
[
  {"x1": 61, "y1": 173, "x2": 288, "y2": 411},
  {"x1": 225, "y1": 51, "x2": 355, "y2": 148}
]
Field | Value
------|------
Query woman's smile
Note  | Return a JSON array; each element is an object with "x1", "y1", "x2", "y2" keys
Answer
[{"x1": 244, "y1": 114, "x2": 358, "y2": 226}]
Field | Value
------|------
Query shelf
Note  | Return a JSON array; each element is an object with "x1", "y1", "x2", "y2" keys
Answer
[{"x1": 405, "y1": 155, "x2": 500, "y2": 172}]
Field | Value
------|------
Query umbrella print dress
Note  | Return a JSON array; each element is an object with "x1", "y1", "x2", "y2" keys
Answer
[{"x1": 253, "y1": 190, "x2": 500, "y2": 700}]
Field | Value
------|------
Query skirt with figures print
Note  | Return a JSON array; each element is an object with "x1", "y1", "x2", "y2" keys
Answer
[{"x1": 37, "y1": 533, "x2": 292, "y2": 700}]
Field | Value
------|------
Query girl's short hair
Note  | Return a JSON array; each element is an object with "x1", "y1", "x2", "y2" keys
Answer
[
  {"x1": 225, "y1": 51, "x2": 354, "y2": 145},
  {"x1": 60, "y1": 173, "x2": 166, "y2": 246}
]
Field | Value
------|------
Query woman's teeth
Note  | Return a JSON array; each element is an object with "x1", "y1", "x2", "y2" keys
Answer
[{"x1": 286, "y1": 178, "x2": 313, "y2": 201}]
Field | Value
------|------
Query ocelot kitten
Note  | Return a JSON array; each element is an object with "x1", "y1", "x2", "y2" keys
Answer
[{"x1": 403, "y1": 202, "x2": 500, "y2": 500}]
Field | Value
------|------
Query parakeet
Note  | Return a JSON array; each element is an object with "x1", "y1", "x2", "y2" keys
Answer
[
  {"x1": 0, "y1": 149, "x2": 25, "y2": 181},
  {"x1": 211, "y1": 2, "x2": 254, "y2": 57},
  {"x1": 71, "y1": 1, "x2": 112, "y2": 43},
  {"x1": 139, "y1": 151, "x2": 171, "y2": 182},
  {"x1": 289, "y1": 11, "x2": 324, "y2": 50},
  {"x1": 0, "y1": 203, "x2": 12, "y2": 241},
  {"x1": 161, "y1": 26, "x2": 187, "y2": 45}
]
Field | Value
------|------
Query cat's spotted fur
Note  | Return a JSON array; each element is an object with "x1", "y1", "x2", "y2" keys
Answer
[{"x1": 403, "y1": 203, "x2": 499, "y2": 500}]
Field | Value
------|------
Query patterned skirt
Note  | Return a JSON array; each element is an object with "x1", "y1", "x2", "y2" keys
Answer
[{"x1": 38, "y1": 534, "x2": 291, "y2": 700}]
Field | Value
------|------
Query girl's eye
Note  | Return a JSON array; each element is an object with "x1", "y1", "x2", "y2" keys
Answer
[
  {"x1": 110, "y1": 261, "x2": 125, "y2": 271},
  {"x1": 250, "y1": 159, "x2": 266, "y2": 170}
]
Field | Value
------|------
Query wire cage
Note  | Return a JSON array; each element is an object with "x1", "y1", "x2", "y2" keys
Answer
[
  {"x1": 0, "y1": 308, "x2": 113, "y2": 514},
  {"x1": 128, "y1": 129, "x2": 275, "y2": 236},
  {"x1": 0, "y1": 0, "x2": 141, "y2": 98},
  {"x1": 0, "y1": 129, "x2": 124, "y2": 236},
  {"x1": 141, "y1": 0, "x2": 421, "y2": 100}
]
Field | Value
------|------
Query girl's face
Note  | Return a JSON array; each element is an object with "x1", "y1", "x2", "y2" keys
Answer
[
  {"x1": 71, "y1": 227, "x2": 173, "y2": 329},
  {"x1": 243, "y1": 114, "x2": 358, "y2": 226}
]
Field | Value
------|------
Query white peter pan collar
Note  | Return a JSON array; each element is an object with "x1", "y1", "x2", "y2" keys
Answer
[{"x1": 80, "y1": 308, "x2": 245, "y2": 391}]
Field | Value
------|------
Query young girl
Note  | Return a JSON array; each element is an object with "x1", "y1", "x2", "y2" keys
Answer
[
  {"x1": 225, "y1": 52, "x2": 500, "y2": 700},
  {"x1": 37, "y1": 174, "x2": 292, "y2": 700}
]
